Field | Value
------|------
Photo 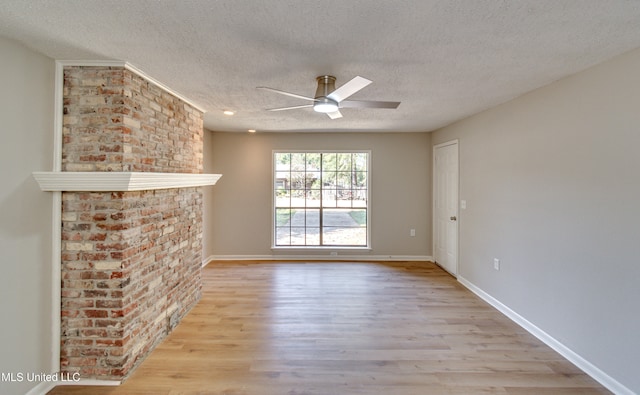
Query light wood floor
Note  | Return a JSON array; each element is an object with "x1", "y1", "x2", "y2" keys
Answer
[{"x1": 49, "y1": 261, "x2": 610, "y2": 394}]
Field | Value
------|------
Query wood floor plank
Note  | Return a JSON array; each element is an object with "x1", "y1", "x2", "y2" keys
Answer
[{"x1": 49, "y1": 261, "x2": 610, "y2": 394}]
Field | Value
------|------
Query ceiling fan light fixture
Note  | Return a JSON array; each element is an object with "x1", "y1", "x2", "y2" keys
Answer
[{"x1": 313, "y1": 98, "x2": 338, "y2": 113}]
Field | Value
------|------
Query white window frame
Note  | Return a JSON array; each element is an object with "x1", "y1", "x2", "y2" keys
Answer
[{"x1": 271, "y1": 150, "x2": 371, "y2": 250}]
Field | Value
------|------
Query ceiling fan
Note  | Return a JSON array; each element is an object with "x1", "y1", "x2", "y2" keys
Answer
[{"x1": 257, "y1": 75, "x2": 400, "y2": 119}]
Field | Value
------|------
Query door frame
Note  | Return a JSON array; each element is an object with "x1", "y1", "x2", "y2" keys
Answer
[{"x1": 432, "y1": 139, "x2": 459, "y2": 276}]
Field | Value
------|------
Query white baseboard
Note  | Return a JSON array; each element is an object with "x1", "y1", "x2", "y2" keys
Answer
[
  {"x1": 25, "y1": 381, "x2": 55, "y2": 395},
  {"x1": 458, "y1": 275, "x2": 634, "y2": 395},
  {"x1": 26, "y1": 378, "x2": 119, "y2": 395},
  {"x1": 203, "y1": 255, "x2": 433, "y2": 266}
]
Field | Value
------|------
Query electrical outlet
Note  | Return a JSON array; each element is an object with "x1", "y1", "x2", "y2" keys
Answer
[
  {"x1": 410, "y1": 229, "x2": 416, "y2": 237},
  {"x1": 330, "y1": 251, "x2": 338, "y2": 256},
  {"x1": 493, "y1": 258, "x2": 500, "y2": 271}
]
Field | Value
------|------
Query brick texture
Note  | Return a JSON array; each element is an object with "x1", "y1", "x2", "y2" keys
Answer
[
  {"x1": 62, "y1": 66, "x2": 203, "y2": 173},
  {"x1": 60, "y1": 66, "x2": 204, "y2": 380}
]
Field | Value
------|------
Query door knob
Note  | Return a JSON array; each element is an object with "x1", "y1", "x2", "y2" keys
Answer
[{"x1": 450, "y1": 216, "x2": 457, "y2": 221}]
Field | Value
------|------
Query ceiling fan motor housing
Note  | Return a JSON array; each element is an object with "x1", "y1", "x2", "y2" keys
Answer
[
  {"x1": 314, "y1": 75, "x2": 339, "y2": 113},
  {"x1": 315, "y1": 75, "x2": 336, "y2": 98}
]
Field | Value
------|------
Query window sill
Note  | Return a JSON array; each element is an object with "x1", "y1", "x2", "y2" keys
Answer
[{"x1": 271, "y1": 246, "x2": 372, "y2": 251}]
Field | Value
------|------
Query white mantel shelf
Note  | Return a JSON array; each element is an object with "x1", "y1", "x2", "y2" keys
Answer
[{"x1": 32, "y1": 172, "x2": 222, "y2": 192}]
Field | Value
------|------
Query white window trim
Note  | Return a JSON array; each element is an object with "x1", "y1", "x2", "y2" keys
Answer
[{"x1": 271, "y1": 150, "x2": 371, "y2": 249}]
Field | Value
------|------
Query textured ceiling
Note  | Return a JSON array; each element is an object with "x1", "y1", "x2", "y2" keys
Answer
[{"x1": 2, "y1": 0, "x2": 640, "y2": 133}]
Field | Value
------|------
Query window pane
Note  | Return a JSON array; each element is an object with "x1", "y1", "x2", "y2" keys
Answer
[
  {"x1": 349, "y1": 209, "x2": 366, "y2": 226},
  {"x1": 275, "y1": 208, "x2": 293, "y2": 226},
  {"x1": 323, "y1": 227, "x2": 367, "y2": 246},
  {"x1": 353, "y1": 153, "x2": 367, "y2": 171},
  {"x1": 306, "y1": 153, "x2": 321, "y2": 169},
  {"x1": 290, "y1": 172, "x2": 305, "y2": 189},
  {"x1": 322, "y1": 153, "x2": 337, "y2": 170},
  {"x1": 322, "y1": 189, "x2": 337, "y2": 207},
  {"x1": 305, "y1": 209, "x2": 319, "y2": 226},
  {"x1": 336, "y1": 172, "x2": 351, "y2": 189},
  {"x1": 306, "y1": 171, "x2": 321, "y2": 189},
  {"x1": 275, "y1": 190, "x2": 290, "y2": 207},
  {"x1": 353, "y1": 171, "x2": 367, "y2": 188},
  {"x1": 288, "y1": 209, "x2": 303, "y2": 226},
  {"x1": 306, "y1": 230, "x2": 320, "y2": 245},
  {"x1": 337, "y1": 153, "x2": 352, "y2": 171},
  {"x1": 322, "y1": 171, "x2": 336, "y2": 187},
  {"x1": 290, "y1": 227, "x2": 306, "y2": 245},
  {"x1": 275, "y1": 171, "x2": 290, "y2": 186},
  {"x1": 275, "y1": 153, "x2": 291, "y2": 167},
  {"x1": 307, "y1": 190, "x2": 320, "y2": 207},
  {"x1": 291, "y1": 153, "x2": 306, "y2": 170},
  {"x1": 323, "y1": 209, "x2": 355, "y2": 227},
  {"x1": 291, "y1": 188, "x2": 305, "y2": 201},
  {"x1": 275, "y1": 227, "x2": 290, "y2": 245},
  {"x1": 352, "y1": 198, "x2": 367, "y2": 208},
  {"x1": 336, "y1": 196, "x2": 352, "y2": 208}
]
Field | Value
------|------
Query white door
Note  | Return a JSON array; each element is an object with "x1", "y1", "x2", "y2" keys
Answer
[{"x1": 433, "y1": 141, "x2": 459, "y2": 276}]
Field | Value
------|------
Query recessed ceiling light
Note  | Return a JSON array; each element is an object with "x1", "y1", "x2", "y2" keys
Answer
[
  {"x1": 223, "y1": 110, "x2": 235, "y2": 116},
  {"x1": 248, "y1": 129, "x2": 256, "y2": 133}
]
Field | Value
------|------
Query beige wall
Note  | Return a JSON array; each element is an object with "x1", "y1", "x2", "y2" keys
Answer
[
  {"x1": 203, "y1": 131, "x2": 432, "y2": 259},
  {"x1": 203, "y1": 130, "x2": 216, "y2": 260},
  {"x1": 0, "y1": 37, "x2": 55, "y2": 394},
  {"x1": 433, "y1": 48, "x2": 640, "y2": 393}
]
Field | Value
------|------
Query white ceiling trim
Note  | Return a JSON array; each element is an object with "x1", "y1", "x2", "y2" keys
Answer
[{"x1": 57, "y1": 60, "x2": 206, "y2": 113}]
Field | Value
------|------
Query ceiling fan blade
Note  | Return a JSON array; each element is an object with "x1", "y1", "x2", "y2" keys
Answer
[
  {"x1": 266, "y1": 104, "x2": 314, "y2": 112},
  {"x1": 257, "y1": 87, "x2": 317, "y2": 102},
  {"x1": 327, "y1": 110, "x2": 343, "y2": 119},
  {"x1": 326, "y1": 76, "x2": 372, "y2": 103},
  {"x1": 339, "y1": 100, "x2": 401, "y2": 109}
]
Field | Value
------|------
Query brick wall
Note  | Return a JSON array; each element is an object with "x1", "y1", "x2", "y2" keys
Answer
[
  {"x1": 62, "y1": 66, "x2": 203, "y2": 173},
  {"x1": 60, "y1": 66, "x2": 204, "y2": 380}
]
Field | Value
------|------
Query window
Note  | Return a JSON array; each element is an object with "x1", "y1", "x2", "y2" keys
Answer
[{"x1": 274, "y1": 151, "x2": 369, "y2": 247}]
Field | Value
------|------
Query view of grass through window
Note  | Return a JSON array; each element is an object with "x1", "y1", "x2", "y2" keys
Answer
[{"x1": 274, "y1": 152, "x2": 369, "y2": 246}]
